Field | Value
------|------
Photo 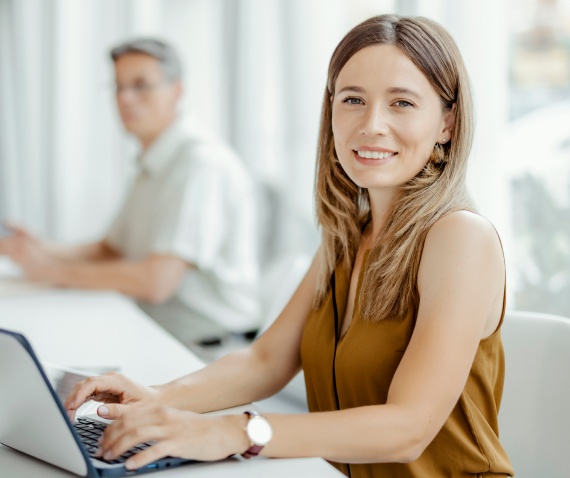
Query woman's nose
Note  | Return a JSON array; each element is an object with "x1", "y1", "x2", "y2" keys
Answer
[{"x1": 359, "y1": 105, "x2": 389, "y2": 136}]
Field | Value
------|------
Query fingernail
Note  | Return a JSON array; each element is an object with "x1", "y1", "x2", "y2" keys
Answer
[
  {"x1": 98, "y1": 406, "x2": 109, "y2": 416},
  {"x1": 125, "y1": 459, "x2": 136, "y2": 470},
  {"x1": 103, "y1": 451, "x2": 112, "y2": 460}
]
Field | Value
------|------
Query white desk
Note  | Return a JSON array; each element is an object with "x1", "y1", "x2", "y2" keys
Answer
[{"x1": 0, "y1": 286, "x2": 343, "y2": 477}]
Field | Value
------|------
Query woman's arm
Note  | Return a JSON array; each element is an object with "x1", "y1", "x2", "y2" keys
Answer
[
  {"x1": 95, "y1": 211, "x2": 507, "y2": 469},
  {"x1": 159, "y1": 249, "x2": 322, "y2": 410},
  {"x1": 66, "y1": 250, "x2": 322, "y2": 416},
  {"x1": 261, "y1": 211, "x2": 506, "y2": 463}
]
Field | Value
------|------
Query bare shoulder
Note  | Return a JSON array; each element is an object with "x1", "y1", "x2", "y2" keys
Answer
[
  {"x1": 426, "y1": 210, "x2": 501, "y2": 251},
  {"x1": 419, "y1": 213, "x2": 505, "y2": 339},
  {"x1": 419, "y1": 211, "x2": 504, "y2": 284}
]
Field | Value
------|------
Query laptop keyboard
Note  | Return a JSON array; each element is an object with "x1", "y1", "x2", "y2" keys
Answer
[{"x1": 73, "y1": 417, "x2": 154, "y2": 465}]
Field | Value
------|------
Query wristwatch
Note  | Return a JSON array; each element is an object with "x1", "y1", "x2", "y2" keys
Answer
[{"x1": 241, "y1": 410, "x2": 273, "y2": 459}]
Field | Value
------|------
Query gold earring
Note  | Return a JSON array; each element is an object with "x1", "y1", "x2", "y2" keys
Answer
[{"x1": 431, "y1": 142, "x2": 446, "y2": 164}]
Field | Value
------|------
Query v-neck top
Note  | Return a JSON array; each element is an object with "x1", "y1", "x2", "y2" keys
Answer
[{"x1": 300, "y1": 252, "x2": 514, "y2": 478}]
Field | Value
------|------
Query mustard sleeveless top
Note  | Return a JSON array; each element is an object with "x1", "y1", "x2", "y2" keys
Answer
[{"x1": 300, "y1": 251, "x2": 514, "y2": 478}]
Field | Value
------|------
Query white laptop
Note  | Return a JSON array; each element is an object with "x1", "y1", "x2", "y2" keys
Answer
[{"x1": 0, "y1": 327, "x2": 195, "y2": 477}]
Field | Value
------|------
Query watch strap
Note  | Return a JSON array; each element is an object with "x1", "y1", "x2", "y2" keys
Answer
[
  {"x1": 241, "y1": 410, "x2": 265, "y2": 459},
  {"x1": 241, "y1": 443, "x2": 264, "y2": 459}
]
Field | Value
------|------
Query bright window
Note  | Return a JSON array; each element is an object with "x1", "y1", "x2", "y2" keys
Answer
[{"x1": 507, "y1": 0, "x2": 570, "y2": 316}]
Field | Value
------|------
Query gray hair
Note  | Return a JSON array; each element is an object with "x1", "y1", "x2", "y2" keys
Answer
[{"x1": 110, "y1": 38, "x2": 183, "y2": 82}]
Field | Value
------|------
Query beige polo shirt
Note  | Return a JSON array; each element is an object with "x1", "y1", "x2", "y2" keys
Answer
[{"x1": 106, "y1": 121, "x2": 260, "y2": 332}]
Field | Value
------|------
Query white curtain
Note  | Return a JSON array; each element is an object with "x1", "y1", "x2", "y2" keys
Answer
[
  {"x1": 219, "y1": 0, "x2": 347, "y2": 256},
  {"x1": 166, "y1": 0, "x2": 357, "y2": 257},
  {"x1": 0, "y1": 0, "x2": 163, "y2": 242},
  {"x1": 5, "y1": 0, "x2": 500, "y2": 259},
  {"x1": 1, "y1": 0, "x2": 55, "y2": 233},
  {"x1": 0, "y1": 0, "x2": 397, "y2": 255}
]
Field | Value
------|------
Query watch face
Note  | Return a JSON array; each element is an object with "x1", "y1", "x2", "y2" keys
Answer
[{"x1": 247, "y1": 415, "x2": 273, "y2": 446}]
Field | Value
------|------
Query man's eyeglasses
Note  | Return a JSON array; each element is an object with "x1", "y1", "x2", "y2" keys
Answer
[{"x1": 114, "y1": 81, "x2": 168, "y2": 96}]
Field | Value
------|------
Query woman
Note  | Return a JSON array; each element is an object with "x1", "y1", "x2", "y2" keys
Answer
[{"x1": 66, "y1": 15, "x2": 514, "y2": 477}]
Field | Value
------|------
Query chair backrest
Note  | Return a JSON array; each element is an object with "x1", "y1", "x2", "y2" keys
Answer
[
  {"x1": 257, "y1": 252, "x2": 311, "y2": 337},
  {"x1": 499, "y1": 310, "x2": 570, "y2": 477}
]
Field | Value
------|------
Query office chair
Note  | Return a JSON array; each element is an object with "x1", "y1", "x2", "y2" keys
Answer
[
  {"x1": 256, "y1": 252, "x2": 311, "y2": 411},
  {"x1": 499, "y1": 310, "x2": 570, "y2": 478}
]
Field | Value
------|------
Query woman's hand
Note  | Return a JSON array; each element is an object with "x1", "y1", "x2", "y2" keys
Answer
[
  {"x1": 97, "y1": 405, "x2": 249, "y2": 469},
  {"x1": 64, "y1": 372, "x2": 160, "y2": 421}
]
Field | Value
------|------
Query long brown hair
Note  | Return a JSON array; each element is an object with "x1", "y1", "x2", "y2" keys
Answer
[{"x1": 314, "y1": 15, "x2": 475, "y2": 321}]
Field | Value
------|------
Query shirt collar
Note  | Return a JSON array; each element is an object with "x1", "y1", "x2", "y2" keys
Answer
[{"x1": 137, "y1": 119, "x2": 185, "y2": 175}]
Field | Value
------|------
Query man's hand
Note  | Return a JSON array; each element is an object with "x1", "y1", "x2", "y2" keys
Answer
[
  {"x1": 0, "y1": 224, "x2": 58, "y2": 283},
  {"x1": 0, "y1": 224, "x2": 187, "y2": 302}
]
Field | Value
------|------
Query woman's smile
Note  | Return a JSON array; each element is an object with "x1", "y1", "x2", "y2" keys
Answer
[{"x1": 353, "y1": 148, "x2": 398, "y2": 165}]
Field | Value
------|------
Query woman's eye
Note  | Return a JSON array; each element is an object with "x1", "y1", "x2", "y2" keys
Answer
[
  {"x1": 342, "y1": 97, "x2": 363, "y2": 105},
  {"x1": 393, "y1": 100, "x2": 413, "y2": 107}
]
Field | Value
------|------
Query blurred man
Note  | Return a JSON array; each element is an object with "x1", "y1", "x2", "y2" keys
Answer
[{"x1": 0, "y1": 39, "x2": 259, "y2": 346}]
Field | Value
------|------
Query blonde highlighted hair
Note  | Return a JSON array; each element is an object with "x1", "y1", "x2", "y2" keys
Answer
[{"x1": 315, "y1": 14, "x2": 475, "y2": 321}]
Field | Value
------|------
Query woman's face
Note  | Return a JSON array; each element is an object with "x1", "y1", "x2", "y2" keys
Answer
[{"x1": 331, "y1": 44, "x2": 454, "y2": 195}]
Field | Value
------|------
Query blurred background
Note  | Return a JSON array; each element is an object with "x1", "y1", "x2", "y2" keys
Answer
[{"x1": 1, "y1": 0, "x2": 570, "y2": 317}]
